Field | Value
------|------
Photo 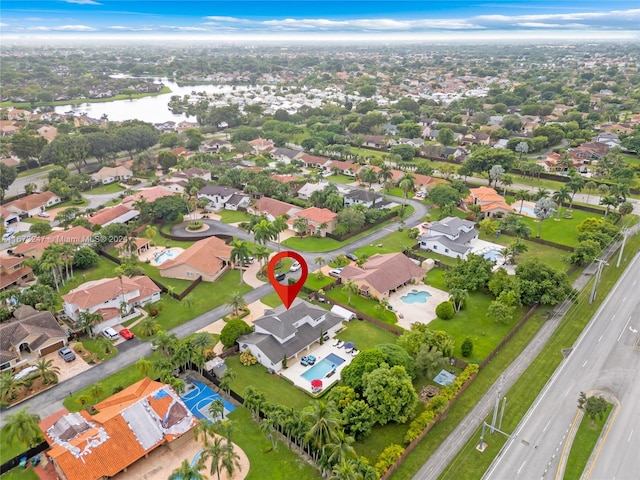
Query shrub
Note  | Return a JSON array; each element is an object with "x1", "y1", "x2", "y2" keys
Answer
[
  {"x1": 74, "y1": 342, "x2": 84, "y2": 353},
  {"x1": 435, "y1": 301, "x2": 455, "y2": 320},
  {"x1": 149, "y1": 308, "x2": 159, "y2": 317},
  {"x1": 375, "y1": 444, "x2": 405, "y2": 478},
  {"x1": 404, "y1": 410, "x2": 436, "y2": 444},
  {"x1": 239, "y1": 349, "x2": 257, "y2": 366},
  {"x1": 220, "y1": 319, "x2": 253, "y2": 349},
  {"x1": 186, "y1": 220, "x2": 203, "y2": 231},
  {"x1": 461, "y1": 337, "x2": 474, "y2": 357}
]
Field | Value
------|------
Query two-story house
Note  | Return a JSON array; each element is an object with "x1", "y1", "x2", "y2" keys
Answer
[
  {"x1": 419, "y1": 217, "x2": 479, "y2": 259},
  {"x1": 288, "y1": 207, "x2": 337, "y2": 237},
  {"x1": 197, "y1": 186, "x2": 242, "y2": 211}
]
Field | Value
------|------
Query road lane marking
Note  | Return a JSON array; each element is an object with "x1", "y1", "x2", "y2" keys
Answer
[
  {"x1": 617, "y1": 316, "x2": 633, "y2": 342},
  {"x1": 622, "y1": 296, "x2": 626, "y2": 302},
  {"x1": 598, "y1": 335, "x2": 603, "y2": 343},
  {"x1": 582, "y1": 360, "x2": 588, "y2": 368},
  {"x1": 517, "y1": 461, "x2": 526, "y2": 474},
  {"x1": 628, "y1": 430, "x2": 633, "y2": 442},
  {"x1": 544, "y1": 420, "x2": 551, "y2": 432}
]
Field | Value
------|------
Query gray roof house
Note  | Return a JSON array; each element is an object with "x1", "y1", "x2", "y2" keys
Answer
[
  {"x1": 272, "y1": 147, "x2": 303, "y2": 164},
  {"x1": 237, "y1": 299, "x2": 344, "y2": 373},
  {"x1": 344, "y1": 189, "x2": 392, "y2": 209},
  {"x1": 419, "y1": 216, "x2": 478, "y2": 259}
]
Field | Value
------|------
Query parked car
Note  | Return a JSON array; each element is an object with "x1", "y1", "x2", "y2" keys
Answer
[
  {"x1": 2, "y1": 229, "x2": 15, "y2": 241},
  {"x1": 37, "y1": 211, "x2": 50, "y2": 218},
  {"x1": 102, "y1": 327, "x2": 120, "y2": 340},
  {"x1": 119, "y1": 328, "x2": 135, "y2": 340},
  {"x1": 345, "y1": 253, "x2": 358, "y2": 262},
  {"x1": 328, "y1": 268, "x2": 343, "y2": 278},
  {"x1": 275, "y1": 272, "x2": 286, "y2": 282},
  {"x1": 290, "y1": 261, "x2": 301, "y2": 272},
  {"x1": 58, "y1": 346, "x2": 76, "y2": 362},
  {"x1": 13, "y1": 365, "x2": 39, "y2": 381}
]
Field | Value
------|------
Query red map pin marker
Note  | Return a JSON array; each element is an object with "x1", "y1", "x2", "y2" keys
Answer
[{"x1": 267, "y1": 251, "x2": 308, "y2": 309}]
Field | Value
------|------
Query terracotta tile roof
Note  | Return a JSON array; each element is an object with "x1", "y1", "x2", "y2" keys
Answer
[
  {"x1": 340, "y1": 253, "x2": 424, "y2": 295},
  {"x1": 5, "y1": 191, "x2": 58, "y2": 212},
  {"x1": 465, "y1": 187, "x2": 514, "y2": 213},
  {"x1": 40, "y1": 379, "x2": 196, "y2": 480},
  {"x1": 250, "y1": 196, "x2": 301, "y2": 218},
  {"x1": 159, "y1": 236, "x2": 232, "y2": 275},
  {"x1": 295, "y1": 207, "x2": 336, "y2": 224},
  {"x1": 88, "y1": 204, "x2": 137, "y2": 226},
  {"x1": 270, "y1": 174, "x2": 302, "y2": 183},
  {"x1": 0, "y1": 257, "x2": 32, "y2": 290},
  {"x1": 62, "y1": 275, "x2": 160, "y2": 310},
  {"x1": 300, "y1": 153, "x2": 331, "y2": 166},
  {"x1": 122, "y1": 186, "x2": 174, "y2": 206}
]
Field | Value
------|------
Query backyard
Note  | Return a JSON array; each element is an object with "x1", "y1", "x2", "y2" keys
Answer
[
  {"x1": 84, "y1": 183, "x2": 126, "y2": 195},
  {"x1": 324, "y1": 287, "x2": 398, "y2": 326}
]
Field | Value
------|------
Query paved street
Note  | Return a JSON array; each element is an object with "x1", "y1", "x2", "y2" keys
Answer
[{"x1": 483, "y1": 253, "x2": 640, "y2": 480}]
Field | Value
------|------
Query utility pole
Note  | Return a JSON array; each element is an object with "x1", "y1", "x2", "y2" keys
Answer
[
  {"x1": 490, "y1": 374, "x2": 505, "y2": 434},
  {"x1": 589, "y1": 259, "x2": 607, "y2": 304},
  {"x1": 499, "y1": 396, "x2": 507, "y2": 430},
  {"x1": 617, "y1": 228, "x2": 629, "y2": 268}
]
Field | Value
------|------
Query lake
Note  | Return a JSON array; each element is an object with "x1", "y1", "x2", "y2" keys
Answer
[{"x1": 53, "y1": 77, "x2": 253, "y2": 123}]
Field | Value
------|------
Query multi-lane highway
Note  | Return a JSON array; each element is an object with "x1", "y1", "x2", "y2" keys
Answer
[{"x1": 484, "y1": 253, "x2": 640, "y2": 480}]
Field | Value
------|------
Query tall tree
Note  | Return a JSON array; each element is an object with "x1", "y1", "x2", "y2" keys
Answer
[
  {"x1": 230, "y1": 240, "x2": 251, "y2": 284},
  {"x1": 0, "y1": 164, "x2": 17, "y2": 201},
  {"x1": 168, "y1": 459, "x2": 204, "y2": 480},
  {"x1": 552, "y1": 186, "x2": 571, "y2": 220},
  {"x1": 1, "y1": 408, "x2": 43, "y2": 449},
  {"x1": 534, "y1": 197, "x2": 556, "y2": 238}
]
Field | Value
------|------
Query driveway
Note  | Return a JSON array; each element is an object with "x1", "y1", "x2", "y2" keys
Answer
[{"x1": 45, "y1": 342, "x2": 92, "y2": 383}]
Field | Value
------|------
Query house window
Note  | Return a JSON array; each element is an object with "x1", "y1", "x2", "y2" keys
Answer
[
  {"x1": 445, "y1": 249, "x2": 449, "y2": 253},
  {"x1": 433, "y1": 245, "x2": 437, "y2": 250},
  {"x1": 0, "y1": 362, "x2": 10, "y2": 371}
]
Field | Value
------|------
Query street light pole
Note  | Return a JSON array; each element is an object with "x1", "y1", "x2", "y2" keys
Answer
[
  {"x1": 589, "y1": 259, "x2": 607, "y2": 304},
  {"x1": 616, "y1": 228, "x2": 629, "y2": 268}
]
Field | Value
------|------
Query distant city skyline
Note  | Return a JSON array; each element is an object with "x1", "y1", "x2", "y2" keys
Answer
[{"x1": 1, "y1": 1, "x2": 639, "y2": 41}]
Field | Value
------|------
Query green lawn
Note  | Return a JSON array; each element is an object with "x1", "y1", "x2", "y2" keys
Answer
[
  {"x1": 410, "y1": 231, "x2": 640, "y2": 480},
  {"x1": 17, "y1": 164, "x2": 54, "y2": 178},
  {"x1": 82, "y1": 337, "x2": 119, "y2": 361},
  {"x1": 260, "y1": 292, "x2": 282, "y2": 308},
  {"x1": 221, "y1": 408, "x2": 320, "y2": 480},
  {"x1": 133, "y1": 269, "x2": 252, "y2": 337},
  {"x1": 564, "y1": 402, "x2": 613, "y2": 480},
  {"x1": 425, "y1": 269, "x2": 528, "y2": 362},
  {"x1": 63, "y1": 363, "x2": 145, "y2": 411},
  {"x1": 137, "y1": 262, "x2": 193, "y2": 293},
  {"x1": 58, "y1": 256, "x2": 119, "y2": 297},
  {"x1": 304, "y1": 273, "x2": 335, "y2": 291},
  {"x1": 326, "y1": 174, "x2": 357, "y2": 184},
  {"x1": 519, "y1": 209, "x2": 604, "y2": 247},
  {"x1": 335, "y1": 319, "x2": 399, "y2": 351},
  {"x1": 52, "y1": 197, "x2": 89, "y2": 209},
  {"x1": 353, "y1": 229, "x2": 417, "y2": 258},
  {"x1": 225, "y1": 355, "x2": 311, "y2": 411},
  {"x1": 0, "y1": 468, "x2": 39, "y2": 480},
  {"x1": 0, "y1": 433, "x2": 42, "y2": 465},
  {"x1": 218, "y1": 210, "x2": 252, "y2": 224},
  {"x1": 104, "y1": 197, "x2": 122, "y2": 207},
  {"x1": 85, "y1": 183, "x2": 125, "y2": 195},
  {"x1": 325, "y1": 288, "x2": 398, "y2": 326},
  {"x1": 0, "y1": 86, "x2": 171, "y2": 108}
]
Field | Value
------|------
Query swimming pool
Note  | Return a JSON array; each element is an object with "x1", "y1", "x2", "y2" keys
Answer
[
  {"x1": 518, "y1": 206, "x2": 536, "y2": 217},
  {"x1": 400, "y1": 290, "x2": 432, "y2": 304},
  {"x1": 154, "y1": 249, "x2": 177, "y2": 265},
  {"x1": 301, "y1": 353, "x2": 346, "y2": 382},
  {"x1": 483, "y1": 249, "x2": 504, "y2": 262}
]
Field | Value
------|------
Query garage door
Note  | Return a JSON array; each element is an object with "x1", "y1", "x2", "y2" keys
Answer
[{"x1": 39, "y1": 341, "x2": 65, "y2": 356}]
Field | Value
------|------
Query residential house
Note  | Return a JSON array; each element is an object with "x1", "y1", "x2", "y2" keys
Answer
[
  {"x1": 343, "y1": 190, "x2": 390, "y2": 209},
  {"x1": 0, "y1": 306, "x2": 68, "y2": 371},
  {"x1": 247, "y1": 197, "x2": 301, "y2": 221},
  {"x1": 462, "y1": 132, "x2": 491, "y2": 146},
  {"x1": 538, "y1": 152, "x2": 588, "y2": 174},
  {"x1": 158, "y1": 236, "x2": 232, "y2": 282},
  {"x1": 0, "y1": 156, "x2": 20, "y2": 168},
  {"x1": 62, "y1": 275, "x2": 161, "y2": 330},
  {"x1": 248, "y1": 138, "x2": 275, "y2": 154},
  {"x1": 297, "y1": 182, "x2": 326, "y2": 201},
  {"x1": 340, "y1": 253, "x2": 425, "y2": 299},
  {"x1": 121, "y1": 186, "x2": 174, "y2": 208},
  {"x1": 328, "y1": 160, "x2": 361, "y2": 177},
  {"x1": 200, "y1": 139, "x2": 232, "y2": 154},
  {"x1": 198, "y1": 185, "x2": 240, "y2": 211},
  {"x1": 363, "y1": 135, "x2": 386, "y2": 148},
  {"x1": 288, "y1": 207, "x2": 337, "y2": 237},
  {"x1": 88, "y1": 205, "x2": 139, "y2": 228},
  {"x1": 397, "y1": 138, "x2": 425, "y2": 148},
  {"x1": 11, "y1": 226, "x2": 93, "y2": 260},
  {"x1": 5, "y1": 191, "x2": 61, "y2": 218},
  {"x1": 300, "y1": 153, "x2": 332, "y2": 172},
  {"x1": 91, "y1": 166, "x2": 133, "y2": 185},
  {"x1": 464, "y1": 187, "x2": 515, "y2": 219},
  {"x1": 237, "y1": 299, "x2": 344, "y2": 373},
  {"x1": 0, "y1": 255, "x2": 34, "y2": 291},
  {"x1": 595, "y1": 132, "x2": 621, "y2": 149},
  {"x1": 176, "y1": 121, "x2": 199, "y2": 131},
  {"x1": 223, "y1": 192, "x2": 251, "y2": 211},
  {"x1": 115, "y1": 237, "x2": 151, "y2": 258},
  {"x1": 154, "y1": 121, "x2": 177, "y2": 132},
  {"x1": 36, "y1": 125, "x2": 58, "y2": 143},
  {"x1": 272, "y1": 147, "x2": 303, "y2": 164},
  {"x1": 418, "y1": 217, "x2": 479, "y2": 259},
  {"x1": 39, "y1": 378, "x2": 196, "y2": 480},
  {"x1": 0, "y1": 205, "x2": 20, "y2": 228}
]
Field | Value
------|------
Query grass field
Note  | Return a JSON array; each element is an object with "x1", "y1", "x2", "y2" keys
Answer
[
  {"x1": 221, "y1": 408, "x2": 320, "y2": 480},
  {"x1": 326, "y1": 174, "x2": 356, "y2": 184},
  {"x1": 519, "y1": 208, "x2": 604, "y2": 247},
  {"x1": 84, "y1": 183, "x2": 125, "y2": 195},
  {"x1": 564, "y1": 401, "x2": 613, "y2": 480},
  {"x1": 0, "y1": 468, "x2": 39, "y2": 480},
  {"x1": 17, "y1": 164, "x2": 54, "y2": 178},
  {"x1": 218, "y1": 210, "x2": 252, "y2": 224},
  {"x1": 335, "y1": 319, "x2": 399, "y2": 351}
]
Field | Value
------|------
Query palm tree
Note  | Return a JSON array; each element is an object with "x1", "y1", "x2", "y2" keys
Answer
[
  {"x1": 377, "y1": 165, "x2": 394, "y2": 192},
  {"x1": 89, "y1": 382, "x2": 104, "y2": 401},
  {"x1": 272, "y1": 216, "x2": 288, "y2": 251},
  {"x1": 315, "y1": 256, "x2": 326, "y2": 270},
  {"x1": 500, "y1": 174, "x2": 513, "y2": 196},
  {"x1": 567, "y1": 173, "x2": 585, "y2": 210},
  {"x1": 168, "y1": 459, "x2": 204, "y2": 480},
  {"x1": 39, "y1": 247, "x2": 64, "y2": 291},
  {"x1": 78, "y1": 311, "x2": 103, "y2": 338},
  {"x1": 227, "y1": 291, "x2": 247, "y2": 316},
  {"x1": 535, "y1": 187, "x2": 550, "y2": 200},
  {"x1": 303, "y1": 401, "x2": 340, "y2": 461},
  {"x1": 254, "y1": 245, "x2": 269, "y2": 269},
  {"x1": 358, "y1": 167, "x2": 377, "y2": 188},
  {"x1": 190, "y1": 332, "x2": 216, "y2": 351},
  {"x1": 0, "y1": 371, "x2": 22, "y2": 403},
  {"x1": 155, "y1": 330, "x2": 178, "y2": 357},
  {"x1": 329, "y1": 459, "x2": 362, "y2": 480},
  {"x1": 113, "y1": 265, "x2": 129, "y2": 315},
  {"x1": 504, "y1": 238, "x2": 528, "y2": 265},
  {"x1": 325, "y1": 429, "x2": 357, "y2": 467},
  {"x1": 96, "y1": 335, "x2": 114, "y2": 355},
  {"x1": 551, "y1": 186, "x2": 571, "y2": 219},
  {"x1": 584, "y1": 181, "x2": 598, "y2": 205},
  {"x1": 198, "y1": 435, "x2": 226, "y2": 480},
  {"x1": 220, "y1": 442, "x2": 242, "y2": 480},
  {"x1": 138, "y1": 317, "x2": 161, "y2": 337},
  {"x1": 194, "y1": 418, "x2": 216, "y2": 444},
  {"x1": 398, "y1": 177, "x2": 414, "y2": 213},
  {"x1": 514, "y1": 190, "x2": 530, "y2": 215},
  {"x1": 342, "y1": 280, "x2": 359, "y2": 306},
  {"x1": 243, "y1": 385, "x2": 266, "y2": 420},
  {"x1": 219, "y1": 368, "x2": 236, "y2": 395},
  {"x1": 600, "y1": 195, "x2": 618, "y2": 216},
  {"x1": 0, "y1": 407, "x2": 43, "y2": 450},
  {"x1": 449, "y1": 288, "x2": 468, "y2": 314},
  {"x1": 60, "y1": 242, "x2": 75, "y2": 282},
  {"x1": 254, "y1": 219, "x2": 276, "y2": 246},
  {"x1": 293, "y1": 217, "x2": 309, "y2": 237},
  {"x1": 230, "y1": 240, "x2": 251, "y2": 284},
  {"x1": 35, "y1": 358, "x2": 60, "y2": 385},
  {"x1": 209, "y1": 398, "x2": 225, "y2": 422},
  {"x1": 135, "y1": 357, "x2": 154, "y2": 378},
  {"x1": 145, "y1": 224, "x2": 158, "y2": 246}
]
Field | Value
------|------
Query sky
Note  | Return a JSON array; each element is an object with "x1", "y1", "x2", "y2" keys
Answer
[{"x1": 1, "y1": 0, "x2": 639, "y2": 42}]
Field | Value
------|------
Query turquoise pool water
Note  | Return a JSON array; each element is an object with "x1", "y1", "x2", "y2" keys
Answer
[
  {"x1": 400, "y1": 291, "x2": 432, "y2": 304},
  {"x1": 154, "y1": 249, "x2": 176, "y2": 265},
  {"x1": 519, "y1": 206, "x2": 536, "y2": 217},
  {"x1": 483, "y1": 249, "x2": 504, "y2": 261},
  {"x1": 301, "y1": 353, "x2": 346, "y2": 381}
]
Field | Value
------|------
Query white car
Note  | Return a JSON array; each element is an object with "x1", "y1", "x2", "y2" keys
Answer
[
  {"x1": 102, "y1": 327, "x2": 120, "y2": 340},
  {"x1": 37, "y1": 211, "x2": 50, "y2": 218},
  {"x1": 328, "y1": 268, "x2": 343, "y2": 278},
  {"x1": 13, "y1": 365, "x2": 39, "y2": 381},
  {"x1": 290, "y1": 261, "x2": 301, "y2": 272},
  {"x1": 2, "y1": 230, "x2": 15, "y2": 241}
]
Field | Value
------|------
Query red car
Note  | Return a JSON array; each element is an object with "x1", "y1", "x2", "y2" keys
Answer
[{"x1": 119, "y1": 328, "x2": 135, "y2": 340}]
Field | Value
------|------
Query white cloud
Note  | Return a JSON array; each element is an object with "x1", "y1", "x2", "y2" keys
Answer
[
  {"x1": 64, "y1": 0, "x2": 102, "y2": 5},
  {"x1": 476, "y1": 9, "x2": 640, "y2": 23},
  {"x1": 204, "y1": 16, "x2": 250, "y2": 23},
  {"x1": 53, "y1": 25, "x2": 97, "y2": 31},
  {"x1": 516, "y1": 22, "x2": 588, "y2": 28},
  {"x1": 0, "y1": 23, "x2": 7, "y2": 27},
  {"x1": 261, "y1": 18, "x2": 482, "y2": 31}
]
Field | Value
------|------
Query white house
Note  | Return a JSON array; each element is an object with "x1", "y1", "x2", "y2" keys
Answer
[
  {"x1": 343, "y1": 190, "x2": 390, "y2": 209},
  {"x1": 237, "y1": 299, "x2": 344, "y2": 373},
  {"x1": 418, "y1": 216, "x2": 478, "y2": 259},
  {"x1": 297, "y1": 183, "x2": 326, "y2": 201},
  {"x1": 61, "y1": 275, "x2": 161, "y2": 331},
  {"x1": 5, "y1": 191, "x2": 60, "y2": 218},
  {"x1": 91, "y1": 166, "x2": 133, "y2": 185},
  {"x1": 197, "y1": 186, "x2": 241, "y2": 211}
]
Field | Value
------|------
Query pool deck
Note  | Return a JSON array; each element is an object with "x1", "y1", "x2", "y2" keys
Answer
[
  {"x1": 138, "y1": 246, "x2": 185, "y2": 264},
  {"x1": 279, "y1": 340, "x2": 355, "y2": 394},
  {"x1": 388, "y1": 284, "x2": 450, "y2": 330}
]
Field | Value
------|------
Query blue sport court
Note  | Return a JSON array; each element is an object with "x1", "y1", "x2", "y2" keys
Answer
[{"x1": 180, "y1": 380, "x2": 235, "y2": 421}]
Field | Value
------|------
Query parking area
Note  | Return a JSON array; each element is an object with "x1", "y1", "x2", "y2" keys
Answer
[{"x1": 44, "y1": 341, "x2": 92, "y2": 382}]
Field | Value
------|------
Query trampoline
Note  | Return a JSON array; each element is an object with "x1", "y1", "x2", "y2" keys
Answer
[{"x1": 180, "y1": 380, "x2": 235, "y2": 421}]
